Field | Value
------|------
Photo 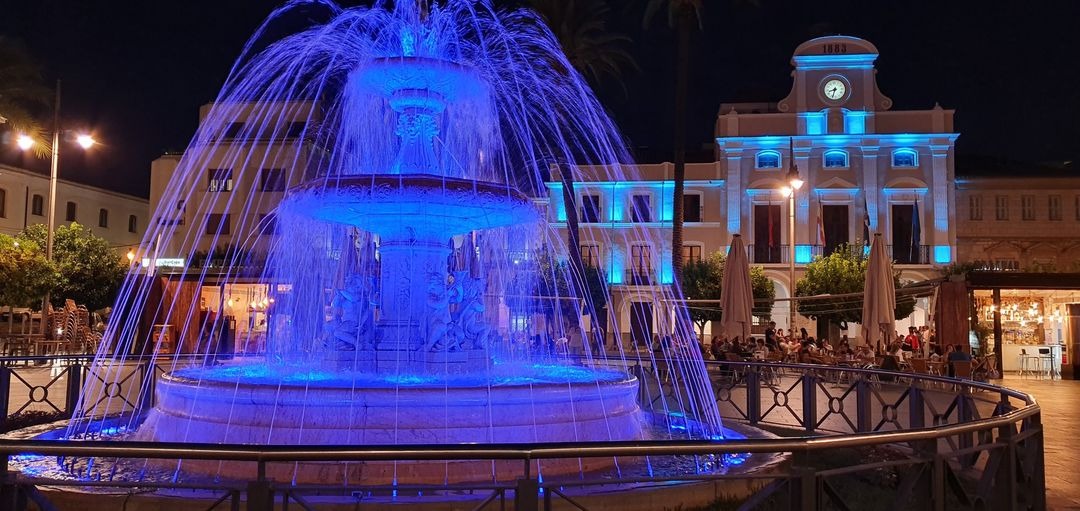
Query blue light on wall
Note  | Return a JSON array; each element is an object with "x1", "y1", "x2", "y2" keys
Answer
[
  {"x1": 803, "y1": 112, "x2": 825, "y2": 135},
  {"x1": 609, "y1": 190, "x2": 624, "y2": 222},
  {"x1": 660, "y1": 259, "x2": 673, "y2": 285},
  {"x1": 844, "y1": 111, "x2": 866, "y2": 134},
  {"x1": 863, "y1": 245, "x2": 871, "y2": 257},
  {"x1": 933, "y1": 246, "x2": 951, "y2": 264},
  {"x1": 795, "y1": 245, "x2": 813, "y2": 264},
  {"x1": 660, "y1": 181, "x2": 673, "y2": 222},
  {"x1": 792, "y1": 54, "x2": 876, "y2": 71},
  {"x1": 607, "y1": 246, "x2": 624, "y2": 284},
  {"x1": 555, "y1": 196, "x2": 567, "y2": 222}
]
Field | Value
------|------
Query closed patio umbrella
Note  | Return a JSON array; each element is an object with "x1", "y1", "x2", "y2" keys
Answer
[
  {"x1": 861, "y1": 233, "x2": 895, "y2": 351},
  {"x1": 719, "y1": 234, "x2": 754, "y2": 342}
]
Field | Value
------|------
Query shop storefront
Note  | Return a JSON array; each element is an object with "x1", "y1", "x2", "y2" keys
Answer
[{"x1": 966, "y1": 272, "x2": 1080, "y2": 378}]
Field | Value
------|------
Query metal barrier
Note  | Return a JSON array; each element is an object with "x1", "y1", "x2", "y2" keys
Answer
[{"x1": 0, "y1": 357, "x2": 1045, "y2": 510}]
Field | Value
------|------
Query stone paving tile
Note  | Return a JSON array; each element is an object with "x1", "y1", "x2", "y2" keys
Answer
[{"x1": 997, "y1": 375, "x2": 1080, "y2": 511}]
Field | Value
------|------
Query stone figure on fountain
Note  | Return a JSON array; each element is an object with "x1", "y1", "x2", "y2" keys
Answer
[
  {"x1": 450, "y1": 272, "x2": 490, "y2": 350},
  {"x1": 422, "y1": 270, "x2": 454, "y2": 351},
  {"x1": 324, "y1": 274, "x2": 375, "y2": 350}
]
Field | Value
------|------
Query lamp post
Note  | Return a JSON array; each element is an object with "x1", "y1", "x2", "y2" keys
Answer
[
  {"x1": 14, "y1": 80, "x2": 96, "y2": 335},
  {"x1": 781, "y1": 148, "x2": 803, "y2": 335}
]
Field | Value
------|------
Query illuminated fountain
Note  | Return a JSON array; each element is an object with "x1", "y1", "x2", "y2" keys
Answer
[{"x1": 60, "y1": 0, "x2": 728, "y2": 487}]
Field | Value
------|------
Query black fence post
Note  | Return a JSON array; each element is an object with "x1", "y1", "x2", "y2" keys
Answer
[
  {"x1": 908, "y1": 384, "x2": 925, "y2": 430},
  {"x1": 992, "y1": 422, "x2": 1018, "y2": 510},
  {"x1": 136, "y1": 362, "x2": 156, "y2": 412},
  {"x1": 64, "y1": 363, "x2": 82, "y2": 418},
  {"x1": 801, "y1": 371, "x2": 817, "y2": 434},
  {"x1": 789, "y1": 449, "x2": 818, "y2": 511},
  {"x1": 1030, "y1": 411, "x2": 1047, "y2": 511},
  {"x1": 957, "y1": 394, "x2": 976, "y2": 468},
  {"x1": 746, "y1": 364, "x2": 760, "y2": 425},
  {"x1": 247, "y1": 461, "x2": 273, "y2": 511},
  {"x1": 0, "y1": 367, "x2": 11, "y2": 433},
  {"x1": 855, "y1": 376, "x2": 872, "y2": 433},
  {"x1": 515, "y1": 478, "x2": 538, "y2": 511}
]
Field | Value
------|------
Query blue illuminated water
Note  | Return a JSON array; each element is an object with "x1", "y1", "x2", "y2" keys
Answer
[
  {"x1": 171, "y1": 361, "x2": 629, "y2": 387},
  {"x1": 64, "y1": 0, "x2": 728, "y2": 484}
]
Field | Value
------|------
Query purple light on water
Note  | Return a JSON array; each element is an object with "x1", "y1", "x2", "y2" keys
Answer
[{"x1": 61, "y1": 0, "x2": 731, "y2": 486}]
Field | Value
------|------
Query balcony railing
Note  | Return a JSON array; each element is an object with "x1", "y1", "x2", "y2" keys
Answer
[
  {"x1": 748, "y1": 244, "x2": 789, "y2": 264},
  {"x1": 889, "y1": 244, "x2": 931, "y2": 264},
  {"x1": 625, "y1": 268, "x2": 655, "y2": 285}
]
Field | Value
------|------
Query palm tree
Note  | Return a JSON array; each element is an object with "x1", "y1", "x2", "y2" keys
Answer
[
  {"x1": 643, "y1": 0, "x2": 702, "y2": 334},
  {"x1": 0, "y1": 37, "x2": 51, "y2": 157},
  {"x1": 529, "y1": 0, "x2": 638, "y2": 88},
  {"x1": 531, "y1": 0, "x2": 634, "y2": 346}
]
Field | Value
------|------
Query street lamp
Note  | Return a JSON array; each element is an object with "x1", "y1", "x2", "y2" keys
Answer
[
  {"x1": 15, "y1": 134, "x2": 34, "y2": 151},
  {"x1": 13, "y1": 80, "x2": 96, "y2": 335},
  {"x1": 782, "y1": 146, "x2": 803, "y2": 335}
]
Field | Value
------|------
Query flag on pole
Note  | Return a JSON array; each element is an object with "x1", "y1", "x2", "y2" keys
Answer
[
  {"x1": 816, "y1": 202, "x2": 826, "y2": 248},
  {"x1": 862, "y1": 196, "x2": 871, "y2": 245}
]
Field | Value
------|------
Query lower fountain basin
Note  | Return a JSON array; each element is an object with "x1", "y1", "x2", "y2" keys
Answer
[{"x1": 136, "y1": 361, "x2": 643, "y2": 483}]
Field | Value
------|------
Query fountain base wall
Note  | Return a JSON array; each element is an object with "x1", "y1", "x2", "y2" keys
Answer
[{"x1": 137, "y1": 371, "x2": 643, "y2": 483}]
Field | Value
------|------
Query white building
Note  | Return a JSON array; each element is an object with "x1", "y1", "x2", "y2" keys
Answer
[
  {"x1": 149, "y1": 101, "x2": 317, "y2": 258},
  {"x1": 0, "y1": 162, "x2": 147, "y2": 250},
  {"x1": 546, "y1": 35, "x2": 956, "y2": 342}
]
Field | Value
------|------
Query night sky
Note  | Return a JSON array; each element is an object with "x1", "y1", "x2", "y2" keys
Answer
[{"x1": 1, "y1": 0, "x2": 1076, "y2": 198}]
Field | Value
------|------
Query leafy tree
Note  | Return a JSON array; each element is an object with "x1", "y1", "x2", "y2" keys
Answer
[
  {"x1": 529, "y1": 0, "x2": 638, "y2": 87},
  {"x1": 506, "y1": 250, "x2": 610, "y2": 337},
  {"x1": 18, "y1": 223, "x2": 127, "y2": 310},
  {"x1": 681, "y1": 251, "x2": 775, "y2": 339},
  {"x1": 0, "y1": 37, "x2": 52, "y2": 157},
  {"x1": 0, "y1": 234, "x2": 58, "y2": 308},
  {"x1": 580, "y1": 264, "x2": 609, "y2": 336},
  {"x1": 795, "y1": 243, "x2": 915, "y2": 333}
]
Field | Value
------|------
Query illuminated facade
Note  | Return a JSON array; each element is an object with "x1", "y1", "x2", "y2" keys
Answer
[
  {"x1": 0, "y1": 162, "x2": 147, "y2": 252},
  {"x1": 547, "y1": 35, "x2": 956, "y2": 340},
  {"x1": 956, "y1": 175, "x2": 1080, "y2": 272},
  {"x1": 148, "y1": 101, "x2": 317, "y2": 258}
]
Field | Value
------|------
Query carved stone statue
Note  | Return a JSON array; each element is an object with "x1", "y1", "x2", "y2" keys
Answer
[
  {"x1": 324, "y1": 274, "x2": 375, "y2": 350},
  {"x1": 422, "y1": 271, "x2": 452, "y2": 351},
  {"x1": 450, "y1": 273, "x2": 490, "y2": 350}
]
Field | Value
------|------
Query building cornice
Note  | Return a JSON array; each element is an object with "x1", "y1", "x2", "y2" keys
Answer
[{"x1": 0, "y1": 163, "x2": 148, "y2": 203}]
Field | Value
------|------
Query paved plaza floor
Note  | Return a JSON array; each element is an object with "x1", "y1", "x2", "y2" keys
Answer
[{"x1": 997, "y1": 374, "x2": 1080, "y2": 511}]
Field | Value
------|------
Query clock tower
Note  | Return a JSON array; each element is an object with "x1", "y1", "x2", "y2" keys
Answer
[{"x1": 777, "y1": 35, "x2": 893, "y2": 135}]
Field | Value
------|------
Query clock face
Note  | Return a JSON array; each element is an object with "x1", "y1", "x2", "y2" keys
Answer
[{"x1": 823, "y1": 79, "x2": 847, "y2": 101}]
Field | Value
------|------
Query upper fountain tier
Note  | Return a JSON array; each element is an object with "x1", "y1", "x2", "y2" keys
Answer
[
  {"x1": 280, "y1": 173, "x2": 538, "y2": 239},
  {"x1": 351, "y1": 57, "x2": 489, "y2": 109},
  {"x1": 348, "y1": 57, "x2": 491, "y2": 177}
]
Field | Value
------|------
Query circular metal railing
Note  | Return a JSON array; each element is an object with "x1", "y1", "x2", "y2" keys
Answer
[{"x1": 0, "y1": 355, "x2": 1046, "y2": 511}]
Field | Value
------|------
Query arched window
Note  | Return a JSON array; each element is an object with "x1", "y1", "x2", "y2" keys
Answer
[
  {"x1": 31, "y1": 194, "x2": 44, "y2": 216},
  {"x1": 823, "y1": 150, "x2": 849, "y2": 168},
  {"x1": 128, "y1": 215, "x2": 138, "y2": 233},
  {"x1": 98, "y1": 208, "x2": 109, "y2": 228},
  {"x1": 0, "y1": 188, "x2": 6, "y2": 218},
  {"x1": 65, "y1": 201, "x2": 77, "y2": 222},
  {"x1": 755, "y1": 150, "x2": 781, "y2": 169},
  {"x1": 892, "y1": 149, "x2": 918, "y2": 168}
]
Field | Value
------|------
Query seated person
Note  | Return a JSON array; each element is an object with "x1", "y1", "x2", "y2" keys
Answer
[
  {"x1": 929, "y1": 346, "x2": 943, "y2": 362},
  {"x1": 855, "y1": 345, "x2": 875, "y2": 363},
  {"x1": 947, "y1": 344, "x2": 972, "y2": 376}
]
